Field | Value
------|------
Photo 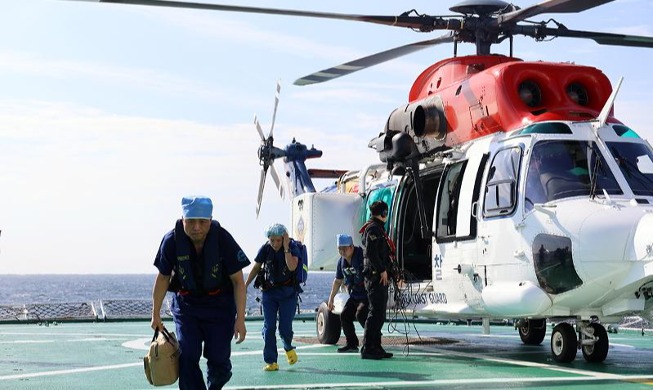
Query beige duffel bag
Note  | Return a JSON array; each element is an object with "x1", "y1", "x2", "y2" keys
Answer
[{"x1": 143, "y1": 327, "x2": 180, "y2": 386}]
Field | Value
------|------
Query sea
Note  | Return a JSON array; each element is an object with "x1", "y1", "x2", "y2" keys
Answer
[{"x1": 0, "y1": 272, "x2": 335, "y2": 315}]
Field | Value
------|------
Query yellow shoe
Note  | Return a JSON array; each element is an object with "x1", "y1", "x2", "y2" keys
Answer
[
  {"x1": 263, "y1": 362, "x2": 279, "y2": 371},
  {"x1": 285, "y1": 349, "x2": 298, "y2": 365}
]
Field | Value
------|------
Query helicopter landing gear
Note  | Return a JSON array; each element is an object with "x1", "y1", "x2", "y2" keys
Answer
[
  {"x1": 517, "y1": 318, "x2": 547, "y2": 345},
  {"x1": 550, "y1": 321, "x2": 609, "y2": 363},
  {"x1": 580, "y1": 322, "x2": 609, "y2": 363},
  {"x1": 316, "y1": 301, "x2": 341, "y2": 344},
  {"x1": 551, "y1": 322, "x2": 576, "y2": 362}
]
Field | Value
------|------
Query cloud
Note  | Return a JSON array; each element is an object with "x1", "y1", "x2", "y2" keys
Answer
[{"x1": 0, "y1": 51, "x2": 225, "y2": 99}]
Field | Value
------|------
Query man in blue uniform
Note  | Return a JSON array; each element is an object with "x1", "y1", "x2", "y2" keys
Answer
[
  {"x1": 151, "y1": 196, "x2": 249, "y2": 390},
  {"x1": 245, "y1": 223, "x2": 300, "y2": 371},
  {"x1": 326, "y1": 233, "x2": 368, "y2": 353},
  {"x1": 360, "y1": 201, "x2": 394, "y2": 360}
]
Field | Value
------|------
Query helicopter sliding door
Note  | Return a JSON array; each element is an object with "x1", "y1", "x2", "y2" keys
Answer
[
  {"x1": 435, "y1": 154, "x2": 488, "y2": 242},
  {"x1": 391, "y1": 166, "x2": 442, "y2": 282}
]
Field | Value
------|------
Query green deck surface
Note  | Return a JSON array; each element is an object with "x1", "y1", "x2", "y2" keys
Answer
[{"x1": 2, "y1": 318, "x2": 653, "y2": 389}]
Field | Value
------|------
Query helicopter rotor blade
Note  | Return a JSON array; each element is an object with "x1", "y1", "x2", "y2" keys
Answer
[
  {"x1": 515, "y1": 25, "x2": 653, "y2": 48},
  {"x1": 294, "y1": 32, "x2": 454, "y2": 86},
  {"x1": 254, "y1": 115, "x2": 266, "y2": 141},
  {"x1": 81, "y1": 0, "x2": 451, "y2": 31},
  {"x1": 268, "y1": 81, "x2": 281, "y2": 139},
  {"x1": 497, "y1": 0, "x2": 614, "y2": 25},
  {"x1": 269, "y1": 164, "x2": 285, "y2": 200},
  {"x1": 255, "y1": 168, "x2": 266, "y2": 218}
]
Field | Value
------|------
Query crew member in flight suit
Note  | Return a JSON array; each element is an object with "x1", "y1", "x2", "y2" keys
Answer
[
  {"x1": 360, "y1": 201, "x2": 394, "y2": 360},
  {"x1": 151, "y1": 196, "x2": 250, "y2": 390},
  {"x1": 245, "y1": 223, "x2": 300, "y2": 371},
  {"x1": 327, "y1": 233, "x2": 369, "y2": 353}
]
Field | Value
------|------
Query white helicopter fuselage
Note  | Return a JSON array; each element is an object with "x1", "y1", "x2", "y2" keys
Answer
[{"x1": 299, "y1": 120, "x2": 653, "y2": 325}]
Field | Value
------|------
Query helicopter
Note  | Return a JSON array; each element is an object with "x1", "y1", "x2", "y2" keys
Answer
[{"x1": 76, "y1": 0, "x2": 653, "y2": 364}]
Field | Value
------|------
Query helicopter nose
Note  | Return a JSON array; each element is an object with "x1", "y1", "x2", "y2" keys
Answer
[{"x1": 575, "y1": 210, "x2": 653, "y2": 292}]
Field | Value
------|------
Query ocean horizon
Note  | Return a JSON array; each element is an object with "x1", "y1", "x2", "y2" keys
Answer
[{"x1": 0, "y1": 272, "x2": 335, "y2": 314}]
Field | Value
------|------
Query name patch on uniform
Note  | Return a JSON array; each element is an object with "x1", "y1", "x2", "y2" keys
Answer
[{"x1": 177, "y1": 255, "x2": 190, "y2": 261}]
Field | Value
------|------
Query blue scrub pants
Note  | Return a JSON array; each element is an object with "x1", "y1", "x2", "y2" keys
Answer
[
  {"x1": 172, "y1": 294, "x2": 235, "y2": 390},
  {"x1": 261, "y1": 285, "x2": 297, "y2": 364}
]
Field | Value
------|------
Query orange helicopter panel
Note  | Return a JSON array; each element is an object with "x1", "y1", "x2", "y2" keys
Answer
[{"x1": 408, "y1": 55, "x2": 614, "y2": 147}]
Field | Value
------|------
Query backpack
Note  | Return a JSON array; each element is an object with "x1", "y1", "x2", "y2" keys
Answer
[{"x1": 292, "y1": 239, "x2": 308, "y2": 286}]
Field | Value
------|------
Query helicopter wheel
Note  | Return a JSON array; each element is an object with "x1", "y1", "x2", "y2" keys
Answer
[
  {"x1": 518, "y1": 319, "x2": 547, "y2": 345},
  {"x1": 551, "y1": 322, "x2": 577, "y2": 363},
  {"x1": 581, "y1": 323, "x2": 609, "y2": 363},
  {"x1": 316, "y1": 301, "x2": 341, "y2": 344}
]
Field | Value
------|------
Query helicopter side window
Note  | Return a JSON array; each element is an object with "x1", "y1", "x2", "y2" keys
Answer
[
  {"x1": 483, "y1": 147, "x2": 521, "y2": 217},
  {"x1": 436, "y1": 162, "x2": 466, "y2": 238},
  {"x1": 533, "y1": 234, "x2": 583, "y2": 294},
  {"x1": 606, "y1": 142, "x2": 653, "y2": 197}
]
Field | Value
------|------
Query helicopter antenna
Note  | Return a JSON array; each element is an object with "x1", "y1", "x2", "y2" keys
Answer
[{"x1": 593, "y1": 76, "x2": 623, "y2": 131}]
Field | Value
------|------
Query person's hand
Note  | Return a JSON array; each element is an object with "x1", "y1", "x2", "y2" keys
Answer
[
  {"x1": 283, "y1": 231, "x2": 291, "y2": 251},
  {"x1": 327, "y1": 298, "x2": 334, "y2": 311},
  {"x1": 380, "y1": 271, "x2": 389, "y2": 286},
  {"x1": 151, "y1": 313, "x2": 163, "y2": 331},
  {"x1": 234, "y1": 318, "x2": 246, "y2": 344}
]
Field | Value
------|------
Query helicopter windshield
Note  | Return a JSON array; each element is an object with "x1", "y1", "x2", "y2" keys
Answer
[
  {"x1": 606, "y1": 142, "x2": 653, "y2": 197},
  {"x1": 524, "y1": 140, "x2": 621, "y2": 210}
]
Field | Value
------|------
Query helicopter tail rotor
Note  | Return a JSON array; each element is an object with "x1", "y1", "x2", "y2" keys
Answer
[{"x1": 255, "y1": 81, "x2": 286, "y2": 218}]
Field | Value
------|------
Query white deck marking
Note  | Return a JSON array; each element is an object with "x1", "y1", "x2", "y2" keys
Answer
[{"x1": 0, "y1": 362, "x2": 141, "y2": 381}]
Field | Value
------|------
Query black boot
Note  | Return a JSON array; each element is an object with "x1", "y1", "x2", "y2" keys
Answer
[
  {"x1": 337, "y1": 344, "x2": 359, "y2": 353},
  {"x1": 378, "y1": 346, "x2": 393, "y2": 358},
  {"x1": 361, "y1": 345, "x2": 384, "y2": 360}
]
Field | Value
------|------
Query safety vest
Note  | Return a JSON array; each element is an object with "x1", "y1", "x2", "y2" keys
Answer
[{"x1": 173, "y1": 219, "x2": 224, "y2": 295}]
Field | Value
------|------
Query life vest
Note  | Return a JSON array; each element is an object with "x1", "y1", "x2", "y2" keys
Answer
[
  {"x1": 359, "y1": 220, "x2": 397, "y2": 263},
  {"x1": 260, "y1": 243, "x2": 294, "y2": 288},
  {"x1": 173, "y1": 219, "x2": 224, "y2": 295},
  {"x1": 341, "y1": 247, "x2": 365, "y2": 291}
]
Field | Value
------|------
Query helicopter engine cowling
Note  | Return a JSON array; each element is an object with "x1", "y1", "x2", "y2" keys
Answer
[
  {"x1": 369, "y1": 95, "x2": 448, "y2": 169},
  {"x1": 385, "y1": 95, "x2": 447, "y2": 141}
]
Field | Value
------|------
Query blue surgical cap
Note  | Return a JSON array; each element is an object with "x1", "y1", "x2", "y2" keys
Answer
[
  {"x1": 265, "y1": 223, "x2": 288, "y2": 237},
  {"x1": 336, "y1": 234, "x2": 353, "y2": 247},
  {"x1": 181, "y1": 196, "x2": 213, "y2": 219}
]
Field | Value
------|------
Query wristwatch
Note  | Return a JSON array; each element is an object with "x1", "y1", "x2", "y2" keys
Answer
[{"x1": 284, "y1": 249, "x2": 290, "y2": 253}]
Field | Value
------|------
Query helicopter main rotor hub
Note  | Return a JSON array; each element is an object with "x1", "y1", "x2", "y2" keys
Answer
[{"x1": 449, "y1": 0, "x2": 513, "y2": 16}]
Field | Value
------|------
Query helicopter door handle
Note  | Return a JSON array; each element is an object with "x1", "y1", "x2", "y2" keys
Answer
[{"x1": 471, "y1": 201, "x2": 478, "y2": 218}]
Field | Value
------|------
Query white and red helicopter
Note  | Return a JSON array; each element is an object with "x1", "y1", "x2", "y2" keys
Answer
[{"x1": 80, "y1": 0, "x2": 653, "y2": 364}]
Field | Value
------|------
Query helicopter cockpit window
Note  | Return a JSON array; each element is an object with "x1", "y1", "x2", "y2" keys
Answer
[
  {"x1": 612, "y1": 125, "x2": 641, "y2": 139},
  {"x1": 524, "y1": 140, "x2": 622, "y2": 211},
  {"x1": 606, "y1": 142, "x2": 653, "y2": 197},
  {"x1": 514, "y1": 122, "x2": 573, "y2": 135},
  {"x1": 483, "y1": 147, "x2": 521, "y2": 217},
  {"x1": 532, "y1": 234, "x2": 583, "y2": 294}
]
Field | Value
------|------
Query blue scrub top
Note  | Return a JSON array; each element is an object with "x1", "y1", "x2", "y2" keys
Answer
[{"x1": 335, "y1": 246, "x2": 366, "y2": 300}]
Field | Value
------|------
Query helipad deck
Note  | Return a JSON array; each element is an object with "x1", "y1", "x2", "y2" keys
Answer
[{"x1": 2, "y1": 318, "x2": 653, "y2": 389}]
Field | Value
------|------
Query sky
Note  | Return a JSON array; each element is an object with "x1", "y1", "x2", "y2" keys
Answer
[{"x1": 1, "y1": 0, "x2": 652, "y2": 274}]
